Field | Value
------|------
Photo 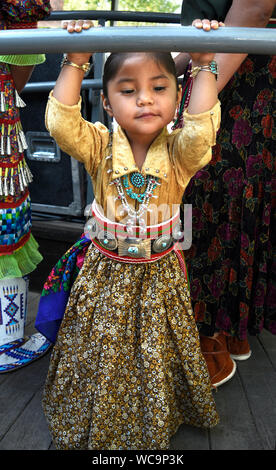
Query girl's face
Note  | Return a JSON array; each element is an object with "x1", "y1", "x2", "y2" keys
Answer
[{"x1": 102, "y1": 53, "x2": 181, "y2": 144}]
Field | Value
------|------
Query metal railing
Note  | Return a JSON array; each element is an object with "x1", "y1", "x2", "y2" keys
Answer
[
  {"x1": 1, "y1": 9, "x2": 274, "y2": 216},
  {"x1": 1, "y1": 24, "x2": 275, "y2": 55},
  {"x1": 2, "y1": 9, "x2": 274, "y2": 95},
  {"x1": 47, "y1": 9, "x2": 181, "y2": 24}
]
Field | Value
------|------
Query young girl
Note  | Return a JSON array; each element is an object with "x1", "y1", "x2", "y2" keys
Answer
[{"x1": 41, "y1": 19, "x2": 221, "y2": 450}]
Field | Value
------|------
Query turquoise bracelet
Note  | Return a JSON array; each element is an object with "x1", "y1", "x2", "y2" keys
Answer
[{"x1": 190, "y1": 60, "x2": 218, "y2": 79}]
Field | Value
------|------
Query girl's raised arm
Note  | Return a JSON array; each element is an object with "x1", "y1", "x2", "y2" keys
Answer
[
  {"x1": 187, "y1": 19, "x2": 221, "y2": 115},
  {"x1": 52, "y1": 20, "x2": 94, "y2": 105}
]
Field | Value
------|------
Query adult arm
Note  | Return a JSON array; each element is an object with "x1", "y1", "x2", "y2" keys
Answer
[
  {"x1": 174, "y1": 0, "x2": 276, "y2": 91},
  {"x1": 215, "y1": 0, "x2": 276, "y2": 92},
  {"x1": 10, "y1": 65, "x2": 34, "y2": 93}
]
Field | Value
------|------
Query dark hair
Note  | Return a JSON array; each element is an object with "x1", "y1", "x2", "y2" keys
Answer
[{"x1": 102, "y1": 52, "x2": 178, "y2": 98}]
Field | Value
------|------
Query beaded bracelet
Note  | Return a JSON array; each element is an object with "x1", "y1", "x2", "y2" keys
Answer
[
  {"x1": 190, "y1": 60, "x2": 218, "y2": 80},
  {"x1": 61, "y1": 54, "x2": 91, "y2": 74}
]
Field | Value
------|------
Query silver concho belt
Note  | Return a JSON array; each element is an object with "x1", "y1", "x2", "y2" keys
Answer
[{"x1": 95, "y1": 228, "x2": 183, "y2": 260}]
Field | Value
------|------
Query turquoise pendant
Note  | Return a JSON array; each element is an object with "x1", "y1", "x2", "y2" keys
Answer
[
  {"x1": 130, "y1": 172, "x2": 146, "y2": 188},
  {"x1": 122, "y1": 173, "x2": 159, "y2": 203}
]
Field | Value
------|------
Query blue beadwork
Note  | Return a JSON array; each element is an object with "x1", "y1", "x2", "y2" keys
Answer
[
  {"x1": 130, "y1": 172, "x2": 145, "y2": 188},
  {"x1": 122, "y1": 173, "x2": 158, "y2": 203}
]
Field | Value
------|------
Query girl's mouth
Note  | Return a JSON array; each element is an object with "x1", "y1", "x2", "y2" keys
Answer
[{"x1": 136, "y1": 112, "x2": 158, "y2": 119}]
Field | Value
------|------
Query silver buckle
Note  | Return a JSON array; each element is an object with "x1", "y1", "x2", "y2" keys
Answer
[
  {"x1": 96, "y1": 231, "x2": 175, "y2": 259},
  {"x1": 97, "y1": 230, "x2": 118, "y2": 251},
  {"x1": 152, "y1": 235, "x2": 172, "y2": 253},
  {"x1": 118, "y1": 238, "x2": 151, "y2": 259}
]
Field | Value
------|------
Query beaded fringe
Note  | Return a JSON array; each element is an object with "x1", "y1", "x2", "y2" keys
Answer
[
  {"x1": 0, "y1": 85, "x2": 32, "y2": 196},
  {"x1": 0, "y1": 85, "x2": 27, "y2": 157},
  {"x1": 0, "y1": 89, "x2": 26, "y2": 113},
  {"x1": 0, "y1": 121, "x2": 28, "y2": 156},
  {"x1": 0, "y1": 160, "x2": 33, "y2": 196}
]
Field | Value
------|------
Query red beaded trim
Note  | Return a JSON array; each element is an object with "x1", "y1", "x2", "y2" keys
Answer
[
  {"x1": 0, "y1": 116, "x2": 21, "y2": 126},
  {"x1": 0, "y1": 74, "x2": 13, "y2": 81},
  {"x1": 0, "y1": 190, "x2": 29, "y2": 209},
  {"x1": 7, "y1": 22, "x2": 37, "y2": 30},
  {"x1": 0, "y1": 154, "x2": 24, "y2": 169}
]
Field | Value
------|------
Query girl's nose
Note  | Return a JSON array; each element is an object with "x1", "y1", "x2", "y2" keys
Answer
[{"x1": 136, "y1": 90, "x2": 154, "y2": 106}]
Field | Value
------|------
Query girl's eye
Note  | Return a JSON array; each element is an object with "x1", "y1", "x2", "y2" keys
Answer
[
  {"x1": 154, "y1": 86, "x2": 166, "y2": 92},
  {"x1": 121, "y1": 89, "x2": 134, "y2": 95}
]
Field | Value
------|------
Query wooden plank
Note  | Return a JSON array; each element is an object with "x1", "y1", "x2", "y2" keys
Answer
[
  {"x1": 0, "y1": 352, "x2": 50, "y2": 442},
  {"x1": 0, "y1": 299, "x2": 274, "y2": 451},
  {"x1": 258, "y1": 329, "x2": 276, "y2": 369},
  {"x1": 209, "y1": 373, "x2": 263, "y2": 449},
  {"x1": 0, "y1": 388, "x2": 52, "y2": 450},
  {"x1": 170, "y1": 424, "x2": 210, "y2": 450},
  {"x1": 236, "y1": 335, "x2": 276, "y2": 450}
]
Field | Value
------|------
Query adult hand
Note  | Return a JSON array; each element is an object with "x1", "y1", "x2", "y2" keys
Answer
[{"x1": 190, "y1": 19, "x2": 224, "y2": 65}]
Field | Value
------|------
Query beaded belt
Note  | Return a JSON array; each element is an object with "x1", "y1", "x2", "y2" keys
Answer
[{"x1": 85, "y1": 200, "x2": 185, "y2": 264}]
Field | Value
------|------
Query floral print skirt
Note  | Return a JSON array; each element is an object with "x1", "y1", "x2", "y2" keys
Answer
[
  {"x1": 42, "y1": 244, "x2": 219, "y2": 450},
  {"x1": 183, "y1": 54, "x2": 276, "y2": 339}
]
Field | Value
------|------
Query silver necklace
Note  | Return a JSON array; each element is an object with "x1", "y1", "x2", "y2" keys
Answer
[
  {"x1": 106, "y1": 133, "x2": 161, "y2": 235},
  {"x1": 113, "y1": 175, "x2": 160, "y2": 234}
]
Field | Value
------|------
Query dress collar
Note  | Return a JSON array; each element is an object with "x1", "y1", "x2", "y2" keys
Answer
[{"x1": 110, "y1": 125, "x2": 170, "y2": 182}]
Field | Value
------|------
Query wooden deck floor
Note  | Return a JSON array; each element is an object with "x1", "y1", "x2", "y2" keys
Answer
[{"x1": 0, "y1": 290, "x2": 275, "y2": 451}]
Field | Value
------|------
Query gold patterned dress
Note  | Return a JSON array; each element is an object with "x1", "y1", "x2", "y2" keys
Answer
[{"x1": 42, "y1": 93, "x2": 221, "y2": 450}]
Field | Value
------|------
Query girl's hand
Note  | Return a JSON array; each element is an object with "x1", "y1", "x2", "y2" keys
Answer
[
  {"x1": 62, "y1": 19, "x2": 94, "y2": 64},
  {"x1": 190, "y1": 19, "x2": 224, "y2": 65}
]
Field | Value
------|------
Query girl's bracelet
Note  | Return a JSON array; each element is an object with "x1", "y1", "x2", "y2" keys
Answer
[
  {"x1": 61, "y1": 54, "x2": 91, "y2": 74},
  {"x1": 190, "y1": 60, "x2": 218, "y2": 79}
]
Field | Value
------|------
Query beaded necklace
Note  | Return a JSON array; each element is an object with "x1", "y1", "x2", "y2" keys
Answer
[
  {"x1": 122, "y1": 173, "x2": 158, "y2": 203},
  {"x1": 113, "y1": 174, "x2": 160, "y2": 234},
  {"x1": 106, "y1": 133, "x2": 161, "y2": 234}
]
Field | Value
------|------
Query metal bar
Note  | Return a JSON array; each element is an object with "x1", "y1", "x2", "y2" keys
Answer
[
  {"x1": 22, "y1": 79, "x2": 102, "y2": 93},
  {"x1": 0, "y1": 26, "x2": 275, "y2": 55},
  {"x1": 47, "y1": 10, "x2": 181, "y2": 23}
]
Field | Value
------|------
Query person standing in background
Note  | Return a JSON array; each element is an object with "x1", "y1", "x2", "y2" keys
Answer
[
  {"x1": 174, "y1": 0, "x2": 276, "y2": 388},
  {"x1": 0, "y1": 0, "x2": 52, "y2": 373}
]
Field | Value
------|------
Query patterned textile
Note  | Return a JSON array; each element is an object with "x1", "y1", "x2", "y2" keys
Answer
[
  {"x1": 0, "y1": 63, "x2": 33, "y2": 255},
  {"x1": 0, "y1": 1, "x2": 51, "y2": 65},
  {"x1": 0, "y1": 276, "x2": 28, "y2": 344},
  {"x1": 0, "y1": 1, "x2": 51, "y2": 27},
  {"x1": 0, "y1": 60, "x2": 42, "y2": 277},
  {"x1": 35, "y1": 234, "x2": 90, "y2": 343},
  {"x1": 181, "y1": 53, "x2": 276, "y2": 339},
  {"x1": 0, "y1": 54, "x2": 45, "y2": 66},
  {"x1": 35, "y1": 230, "x2": 190, "y2": 344},
  {"x1": 0, "y1": 332, "x2": 51, "y2": 373},
  {"x1": 42, "y1": 244, "x2": 219, "y2": 450},
  {"x1": 0, "y1": 192, "x2": 31, "y2": 250}
]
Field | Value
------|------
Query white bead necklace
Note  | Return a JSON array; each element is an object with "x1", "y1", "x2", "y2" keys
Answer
[
  {"x1": 113, "y1": 175, "x2": 160, "y2": 234},
  {"x1": 106, "y1": 132, "x2": 161, "y2": 234}
]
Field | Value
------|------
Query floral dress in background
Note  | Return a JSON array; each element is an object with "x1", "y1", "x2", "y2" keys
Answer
[{"x1": 182, "y1": 47, "x2": 276, "y2": 340}]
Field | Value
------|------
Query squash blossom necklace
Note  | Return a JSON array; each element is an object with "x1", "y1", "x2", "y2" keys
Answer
[{"x1": 113, "y1": 171, "x2": 160, "y2": 234}]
